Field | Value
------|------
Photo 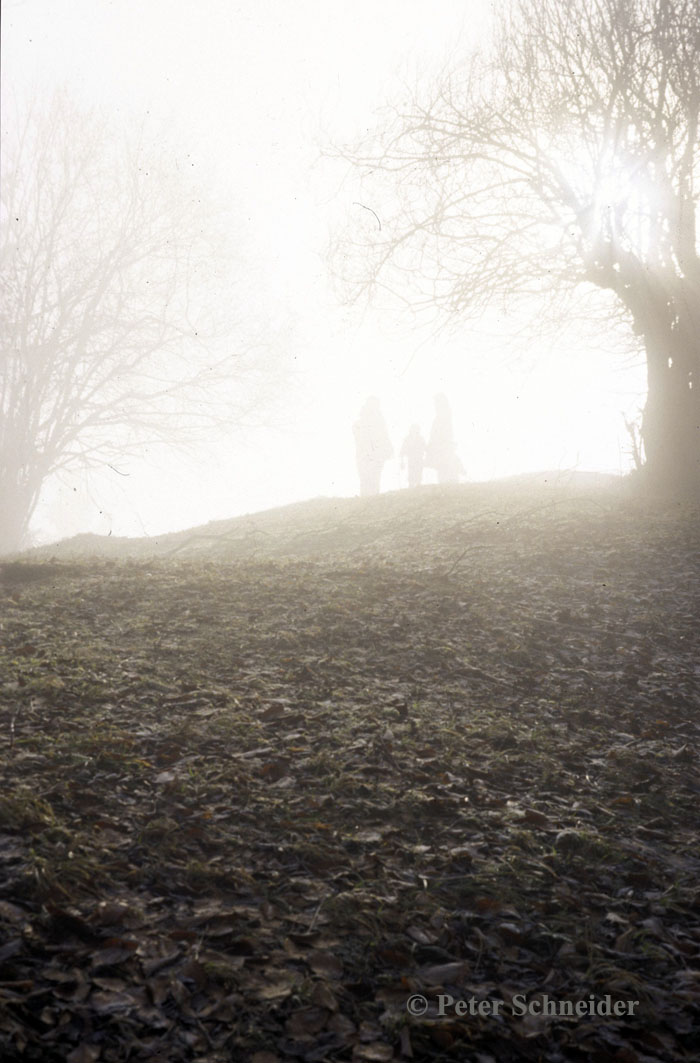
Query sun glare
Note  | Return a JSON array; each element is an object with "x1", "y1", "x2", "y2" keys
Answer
[{"x1": 559, "y1": 135, "x2": 662, "y2": 259}]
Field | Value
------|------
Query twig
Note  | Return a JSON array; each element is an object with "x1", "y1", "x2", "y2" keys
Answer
[
  {"x1": 308, "y1": 895, "x2": 328, "y2": 933},
  {"x1": 9, "y1": 705, "x2": 22, "y2": 750}
]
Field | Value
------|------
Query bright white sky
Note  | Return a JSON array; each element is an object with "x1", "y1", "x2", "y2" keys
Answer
[{"x1": 3, "y1": 0, "x2": 647, "y2": 544}]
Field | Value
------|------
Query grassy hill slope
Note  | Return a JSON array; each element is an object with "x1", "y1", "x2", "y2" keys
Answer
[
  {"x1": 1, "y1": 476, "x2": 699, "y2": 1062},
  {"x1": 23, "y1": 472, "x2": 625, "y2": 563}
]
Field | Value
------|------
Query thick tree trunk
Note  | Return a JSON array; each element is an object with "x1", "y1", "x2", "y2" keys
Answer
[
  {"x1": 0, "y1": 478, "x2": 39, "y2": 556},
  {"x1": 591, "y1": 254, "x2": 700, "y2": 500},
  {"x1": 641, "y1": 324, "x2": 700, "y2": 500}
]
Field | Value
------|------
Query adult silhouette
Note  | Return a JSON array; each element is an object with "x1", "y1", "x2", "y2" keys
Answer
[
  {"x1": 353, "y1": 397, "x2": 393, "y2": 496},
  {"x1": 426, "y1": 393, "x2": 462, "y2": 484}
]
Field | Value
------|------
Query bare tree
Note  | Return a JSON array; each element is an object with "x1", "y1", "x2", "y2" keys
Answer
[
  {"x1": 335, "y1": 0, "x2": 700, "y2": 497},
  {"x1": 1, "y1": 93, "x2": 274, "y2": 553}
]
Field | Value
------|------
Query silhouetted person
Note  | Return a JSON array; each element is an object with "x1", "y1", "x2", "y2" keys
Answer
[
  {"x1": 400, "y1": 424, "x2": 426, "y2": 488},
  {"x1": 426, "y1": 393, "x2": 463, "y2": 484},
  {"x1": 353, "y1": 397, "x2": 393, "y2": 496}
]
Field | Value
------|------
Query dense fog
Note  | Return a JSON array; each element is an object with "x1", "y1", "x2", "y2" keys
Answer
[{"x1": 2, "y1": 0, "x2": 647, "y2": 549}]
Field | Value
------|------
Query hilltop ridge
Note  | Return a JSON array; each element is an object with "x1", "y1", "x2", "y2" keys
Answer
[{"x1": 22, "y1": 471, "x2": 627, "y2": 563}]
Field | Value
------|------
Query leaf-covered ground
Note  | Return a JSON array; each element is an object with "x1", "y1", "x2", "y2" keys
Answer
[{"x1": 1, "y1": 483, "x2": 699, "y2": 1062}]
